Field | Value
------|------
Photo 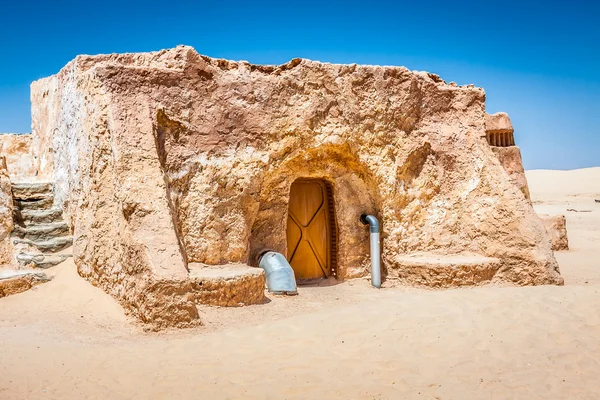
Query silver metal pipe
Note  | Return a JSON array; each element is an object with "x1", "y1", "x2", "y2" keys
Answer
[
  {"x1": 258, "y1": 251, "x2": 298, "y2": 295},
  {"x1": 360, "y1": 214, "x2": 381, "y2": 288}
]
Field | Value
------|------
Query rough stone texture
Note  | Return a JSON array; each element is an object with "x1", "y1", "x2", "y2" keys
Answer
[
  {"x1": 0, "y1": 133, "x2": 36, "y2": 181},
  {"x1": 31, "y1": 52, "x2": 196, "y2": 329},
  {"x1": 0, "y1": 270, "x2": 50, "y2": 297},
  {"x1": 485, "y1": 112, "x2": 513, "y2": 133},
  {"x1": 0, "y1": 158, "x2": 13, "y2": 265},
  {"x1": 11, "y1": 182, "x2": 73, "y2": 252},
  {"x1": 31, "y1": 84, "x2": 57, "y2": 181},
  {"x1": 30, "y1": 46, "x2": 563, "y2": 327},
  {"x1": 390, "y1": 253, "x2": 501, "y2": 288},
  {"x1": 189, "y1": 263, "x2": 266, "y2": 306},
  {"x1": 539, "y1": 214, "x2": 569, "y2": 251},
  {"x1": 485, "y1": 112, "x2": 531, "y2": 201},
  {"x1": 12, "y1": 221, "x2": 70, "y2": 241},
  {"x1": 491, "y1": 146, "x2": 531, "y2": 201},
  {"x1": 11, "y1": 182, "x2": 53, "y2": 200},
  {"x1": 16, "y1": 253, "x2": 71, "y2": 269}
]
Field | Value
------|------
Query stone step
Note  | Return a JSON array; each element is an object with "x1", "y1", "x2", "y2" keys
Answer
[
  {"x1": 14, "y1": 207, "x2": 64, "y2": 225},
  {"x1": 188, "y1": 263, "x2": 266, "y2": 306},
  {"x1": 11, "y1": 182, "x2": 53, "y2": 201},
  {"x1": 12, "y1": 236, "x2": 73, "y2": 253},
  {"x1": 16, "y1": 253, "x2": 71, "y2": 269},
  {"x1": 14, "y1": 196, "x2": 54, "y2": 211},
  {"x1": 388, "y1": 253, "x2": 501, "y2": 288},
  {"x1": 11, "y1": 221, "x2": 70, "y2": 241},
  {"x1": 0, "y1": 269, "x2": 51, "y2": 298}
]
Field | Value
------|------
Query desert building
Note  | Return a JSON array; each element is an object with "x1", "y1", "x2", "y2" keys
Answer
[{"x1": 0, "y1": 46, "x2": 563, "y2": 328}]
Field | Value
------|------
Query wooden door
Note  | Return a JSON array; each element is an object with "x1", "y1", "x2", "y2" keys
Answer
[{"x1": 286, "y1": 179, "x2": 334, "y2": 281}]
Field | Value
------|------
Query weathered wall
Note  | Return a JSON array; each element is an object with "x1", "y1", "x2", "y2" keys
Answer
[
  {"x1": 0, "y1": 157, "x2": 14, "y2": 265},
  {"x1": 31, "y1": 55, "x2": 196, "y2": 329},
  {"x1": 485, "y1": 112, "x2": 531, "y2": 201},
  {"x1": 491, "y1": 146, "x2": 531, "y2": 200},
  {"x1": 0, "y1": 133, "x2": 36, "y2": 181},
  {"x1": 147, "y1": 49, "x2": 560, "y2": 286},
  {"x1": 30, "y1": 81, "x2": 58, "y2": 181},
  {"x1": 31, "y1": 46, "x2": 563, "y2": 327},
  {"x1": 31, "y1": 74, "x2": 82, "y2": 227}
]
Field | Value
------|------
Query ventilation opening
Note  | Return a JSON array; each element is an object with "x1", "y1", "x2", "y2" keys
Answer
[{"x1": 486, "y1": 131, "x2": 515, "y2": 147}]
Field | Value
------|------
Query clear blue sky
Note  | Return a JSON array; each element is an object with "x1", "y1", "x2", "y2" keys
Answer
[{"x1": 1, "y1": 0, "x2": 598, "y2": 169}]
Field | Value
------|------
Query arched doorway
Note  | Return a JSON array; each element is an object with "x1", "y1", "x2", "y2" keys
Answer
[
  {"x1": 286, "y1": 179, "x2": 338, "y2": 282},
  {"x1": 248, "y1": 144, "x2": 381, "y2": 280}
]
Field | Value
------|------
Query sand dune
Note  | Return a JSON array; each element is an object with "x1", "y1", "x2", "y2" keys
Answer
[
  {"x1": 527, "y1": 167, "x2": 600, "y2": 200},
  {"x1": 1, "y1": 168, "x2": 599, "y2": 399},
  {"x1": 527, "y1": 168, "x2": 600, "y2": 286}
]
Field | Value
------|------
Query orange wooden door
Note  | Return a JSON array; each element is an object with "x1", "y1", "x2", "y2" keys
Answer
[{"x1": 286, "y1": 180, "x2": 332, "y2": 281}]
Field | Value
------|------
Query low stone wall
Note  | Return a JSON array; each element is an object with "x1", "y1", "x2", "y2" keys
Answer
[
  {"x1": 0, "y1": 270, "x2": 50, "y2": 297},
  {"x1": 390, "y1": 253, "x2": 501, "y2": 288},
  {"x1": 189, "y1": 264, "x2": 266, "y2": 306},
  {"x1": 0, "y1": 133, "x2": 36, "y2": 181}
]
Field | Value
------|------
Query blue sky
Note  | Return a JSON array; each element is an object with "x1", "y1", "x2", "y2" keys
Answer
[{"x1": 0, "y1": 0, "x2": 598, "y2": 169}]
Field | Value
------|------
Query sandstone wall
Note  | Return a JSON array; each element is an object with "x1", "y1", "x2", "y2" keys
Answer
[
  {"x1": 485, "y1": 112, "x2": 531, "y2": 201},
  {"x1": 30, "y1": 81, "x2": 59, "y2": 181},
  {"x1": 31, "y1": 46, "x2": 562, "y2": 326},
  {"x1": 0, "y1": 157, "x2": 14, "y2": 265},
  {"x1": 31, "y1": 74, "x2": 82, "y2": 227},
  {"x1": 491, "y1": 146, "x2": 531, "y2": 200},
  {"x1": 31, "y1": 56, "x2": 196, "y2": 328},
  {"x1": 0, "y1": 133, "x2": 36, "y2": 181}
]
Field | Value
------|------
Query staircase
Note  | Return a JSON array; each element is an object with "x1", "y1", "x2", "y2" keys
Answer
[{"x1": 11, "y1": 182, "x2": 73, "y2": 268}]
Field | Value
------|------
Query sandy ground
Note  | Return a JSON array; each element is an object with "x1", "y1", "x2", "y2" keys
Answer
[{"x1": 1, "y1": 168, "x2": 599, "y2": 399}]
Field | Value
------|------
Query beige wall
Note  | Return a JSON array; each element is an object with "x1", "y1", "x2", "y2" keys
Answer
[
  {"x1": 31, "y1": 77, "x2": 58, "y2": 181},
  {"x1": 0, "y1": 133, "x2": 36, "y2": 181},
  {"x1": 0, "y1": 157, "x2": 14, "y2": 265},
  {"x1": 485, "y1": 112, "x2": 532, "y2": 201}
]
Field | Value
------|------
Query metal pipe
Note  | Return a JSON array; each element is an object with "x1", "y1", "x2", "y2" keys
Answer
[
  {"x1": 360, "y1": 214, "x2": 381, "y2": 288},
  {"x1": 258, "y1": 251, "x2": 298, "y2": 295}
]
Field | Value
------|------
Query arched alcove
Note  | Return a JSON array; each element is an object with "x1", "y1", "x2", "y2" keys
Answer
[{"x1": 248, "y1": 144, "x2": 382, "y2": 279}]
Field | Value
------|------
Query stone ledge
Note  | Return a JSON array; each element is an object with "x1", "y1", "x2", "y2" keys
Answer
[
  {"x1": 188, "y1": 263, "x2": 266, "y2": 307},
  {"x1": 11, "y1": 182, "x2": 54, "y2": 201},
  {"x1": 387, "y1": 253, "x2": 501, "y2": 288},
  {"x1": 0, "y1": 269, "x2": 51, "y2": 298}
]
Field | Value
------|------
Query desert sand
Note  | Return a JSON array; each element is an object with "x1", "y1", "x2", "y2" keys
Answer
[{"x1": 0, "y1": 168, "x2": 599, "y2": 399}]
